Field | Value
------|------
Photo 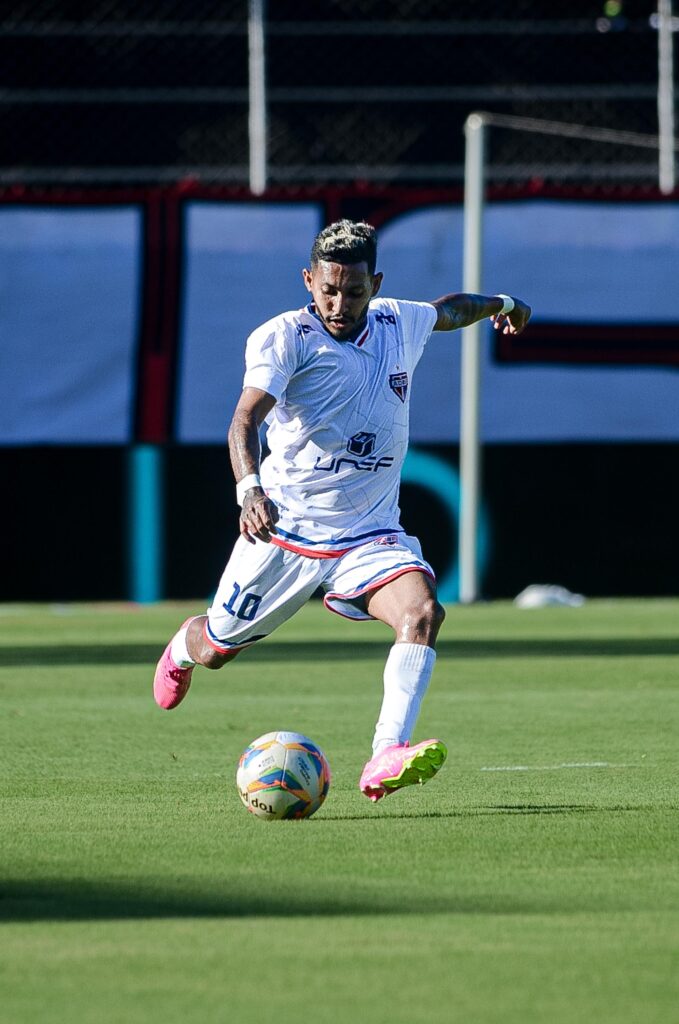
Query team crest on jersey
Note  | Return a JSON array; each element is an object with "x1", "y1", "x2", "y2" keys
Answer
[{"x1": 389, "y1": 371, "x2": 409, "y2": 403}]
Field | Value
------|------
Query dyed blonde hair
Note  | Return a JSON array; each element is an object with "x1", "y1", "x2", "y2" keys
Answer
[{"x1": 310, "y1": 219, "x2": 377, "y2": 274}]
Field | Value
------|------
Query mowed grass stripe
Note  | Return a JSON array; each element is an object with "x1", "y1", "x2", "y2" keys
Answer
[{"x1": 1, "y1": 599, "x2": 678, "y2": 1023}]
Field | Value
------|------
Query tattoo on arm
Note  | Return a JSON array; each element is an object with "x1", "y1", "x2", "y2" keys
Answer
[
  {"x1": 432, "y1": 293, "x2": 502, "y2": 332},
  {"x1": 228, "y1": 409, "x2": 261, "y2": 482},
  {"x1": 227, "y1": 388, "x2": 276, "y2": 482}
]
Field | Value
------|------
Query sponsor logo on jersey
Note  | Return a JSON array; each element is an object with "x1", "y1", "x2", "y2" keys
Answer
[
  {"x1": 314, "y1": 454, "x2": 395, "y2": 474},
  {"x1": 374, "y1": 534, "x2": 400, "y2": 546},
  {"x1": 375, "y1": 312, "x2": 396, "y2": 325},
  {"x1": 296, "y1": 323, "x2": 313, "y2": 338},
  {"x1": 314, "y1": 431, "x2": 393, "y2": 475},
  {"x1": 389, "y1": 371, "x2": 409, "y2": 402},
  {"x1": 346, "y1": 431, "x2": 376, "y2": 457}
]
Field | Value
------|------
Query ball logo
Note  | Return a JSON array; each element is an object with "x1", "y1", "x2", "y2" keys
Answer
[
  {"x1": 297, "y1": 758, "x2": 312, "y2": 785},
  {"x1": 246, "y1": 794, "x2": 275, "y2": 814}
]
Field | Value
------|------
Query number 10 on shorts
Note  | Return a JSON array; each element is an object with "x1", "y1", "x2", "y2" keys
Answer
[{"x1": 223, "y1": 582, "x2": 263, "y2": 622}]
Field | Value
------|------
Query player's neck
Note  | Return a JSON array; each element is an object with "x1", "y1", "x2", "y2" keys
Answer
[{"x1": 309, "y1": 303, "x2": 368, "y2": 343}]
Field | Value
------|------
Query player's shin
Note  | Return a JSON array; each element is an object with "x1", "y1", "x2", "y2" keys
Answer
[{"x1": 371, "y1": 642, "x2": 437, "y2": 754}]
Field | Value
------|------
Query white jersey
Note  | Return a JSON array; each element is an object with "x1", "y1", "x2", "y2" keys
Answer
[{"x1": 242, "y1": 296, "x2": 438, "y2": 556}]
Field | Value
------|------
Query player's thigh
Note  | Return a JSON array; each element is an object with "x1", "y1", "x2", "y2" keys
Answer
[
  {"x1": 206, "y1": 538, "x2": 322, "y2": 652},
  {"x1": 322, "y1": 534, "x2": 436, "y2": 625},
  {"x1": 364, "y1": 567, "x2": 442, "y2": 637}
]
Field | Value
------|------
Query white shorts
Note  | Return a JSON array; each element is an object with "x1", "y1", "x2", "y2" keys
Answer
[{"x1": 205, "y1": 534, "x2": 435, "y2": 652}]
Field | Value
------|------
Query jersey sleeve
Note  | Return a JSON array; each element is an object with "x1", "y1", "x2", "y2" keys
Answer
[
  {"x1": 242, "y1": 319, "x2": 298, "y2": 401},
  {"x1": 384, "y1": 298, "x2": 438, "y2": 368}
]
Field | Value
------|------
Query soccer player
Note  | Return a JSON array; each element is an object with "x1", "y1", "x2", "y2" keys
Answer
[{"x1": 154, "y1": 219, "x2": 531, "y2": 802}]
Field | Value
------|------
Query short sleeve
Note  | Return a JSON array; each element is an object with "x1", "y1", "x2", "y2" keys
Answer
[
  {"x1": 242, "y1": 320, "x2": 299, "y2": 401},
  {"x1": 384, "y1": 299, "x2": 438, "y2": 368}
]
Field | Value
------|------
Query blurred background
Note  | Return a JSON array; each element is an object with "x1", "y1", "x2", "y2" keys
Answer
[{"x1": 2, "y1": 0, "x2": 678, "y2": 603}]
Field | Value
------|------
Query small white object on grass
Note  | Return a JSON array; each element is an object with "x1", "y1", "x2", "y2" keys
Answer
[{"x1": 514, "y1": 584, "x2": 585, "y2": 609}]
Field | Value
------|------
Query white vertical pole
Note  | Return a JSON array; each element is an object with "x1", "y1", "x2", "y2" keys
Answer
[
  {"x1": 658, "y1": 0, "x2": 676, "y2": 194},
  {"x1": 248, "y1": 0, "x2": 267, "y2": 195},
  {"x1": 459, "y1": 113, "x2": 486, "y2": 604}
]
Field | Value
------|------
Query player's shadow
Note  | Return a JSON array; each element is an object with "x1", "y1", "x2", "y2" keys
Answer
[
  {"x1": 0, "y1": 804, "x2": 648, "y2": 922},
  {"x1": 319, "y1": 802, "x2": 644, "y2": 822},
  {"x1": 6, "y1": 635, "x2": 679, "y2": 667}
]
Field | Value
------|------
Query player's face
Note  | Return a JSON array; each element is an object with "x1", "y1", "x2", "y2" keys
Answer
[{"x1": 303, "y1": 260, "x2": 383, "y2": 341}]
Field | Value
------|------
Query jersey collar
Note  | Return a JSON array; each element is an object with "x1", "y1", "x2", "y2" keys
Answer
[{"x1": 304, "y1": 303, "x2": 371, "y2": 347}]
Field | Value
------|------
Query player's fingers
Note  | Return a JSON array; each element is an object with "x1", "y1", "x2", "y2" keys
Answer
[
  {"x1": 252, "y1": 498, "x2": 279, "y2": 534},
  {"x1": 246, "y1": 504, "x2": 275, "y2": 542},
  {"x1": 245, "y1": 513, "x2": 266, "y2": 539},
  {"x1": 240, "y1": 521, "x2": 256, "y2": 544}
]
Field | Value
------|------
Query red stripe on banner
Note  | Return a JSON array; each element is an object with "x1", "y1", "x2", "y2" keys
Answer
[
  {"x1": 496, "y1": 321, "x2": 679, "y2": 367},
  {"x1": 135, "y1": 194, "x2": 183, "y2": 442}
]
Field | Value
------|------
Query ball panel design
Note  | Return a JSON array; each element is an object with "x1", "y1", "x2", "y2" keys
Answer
[{"x1": 236, "y1": 731, "x2": 331, "y2": 821}]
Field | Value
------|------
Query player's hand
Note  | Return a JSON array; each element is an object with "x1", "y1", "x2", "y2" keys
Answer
[
  {"x1": 490, "y1": 298, "x2": 531, "y2": 336},
  {"x1": 240, "y1": 488, "x2": 279, "y2": 544}
]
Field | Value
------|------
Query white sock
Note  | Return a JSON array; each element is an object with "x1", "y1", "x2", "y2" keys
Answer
[
  {"x1": 170, "y1": 624, "x2": 196, "y2": 668},
  {"x1": 372, "y1": 643, "x2": 437, "y2": 754}
]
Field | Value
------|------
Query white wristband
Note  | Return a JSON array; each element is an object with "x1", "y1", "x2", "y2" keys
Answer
[
  {"x1": 496, "y1": 294, "x2": 515, "y2": 315},
  {"x1": 236, "y1": 473, "x2": 262, "y2": 506}
]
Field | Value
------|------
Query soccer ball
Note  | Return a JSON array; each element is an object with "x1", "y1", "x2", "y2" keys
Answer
[{"x1": 236, "y1": 731, "x2": 331, "y2": 821}]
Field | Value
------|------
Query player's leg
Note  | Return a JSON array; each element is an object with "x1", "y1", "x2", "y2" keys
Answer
[
  {"x1": 365, "y1": 567, "x2": 446, "y2": 748},
  {"x1": 322, "y1": 537, "x2": 447, "y2": 800},
  {"x1": 153, "y1": 538, "x2": 322, "y2": 710},
  {"x1": 365, "y1": 566, "x2": 445, "y2": 645}
]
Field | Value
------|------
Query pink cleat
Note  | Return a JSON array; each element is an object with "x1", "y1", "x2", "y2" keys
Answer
[
  {"x1": 359, "y1": 739, "x2": 447, "y2": 802},
  {"x1": 153, "y1": 619, "x2": 195, "y2": 710}
]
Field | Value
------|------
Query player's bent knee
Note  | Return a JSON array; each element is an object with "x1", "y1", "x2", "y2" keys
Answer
[
  {"x1": 433, "y1": 599, "x2": 446, "y2": 628},
  {"x1": 398, "y1": 596, "x2": 445, "y2": 642},
  {"x1": 420, "y1": 597, "x2": 446, "y2": 632}
]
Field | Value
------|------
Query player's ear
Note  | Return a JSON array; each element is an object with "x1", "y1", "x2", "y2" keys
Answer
[
  {"x1": 302, "y1": 267, "x2": 313, "y2": 292},
  {"x1": 371, "y1": 272, "x2": 383, "y2": 297}
]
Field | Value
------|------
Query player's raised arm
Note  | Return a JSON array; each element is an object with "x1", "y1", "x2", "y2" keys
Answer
[
  {"x1": 432, "y1": 292, "x2": 531, "y2": 335},
  {"x1": 228, "y1": 386, "x2": 279, "y2": 544}
]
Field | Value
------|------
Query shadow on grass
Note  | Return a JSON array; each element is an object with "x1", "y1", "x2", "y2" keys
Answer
[
  {"x1": 0, "y1": 867, "x2": 629, "y2": 922},
  {"x1": 1, "y1": 804, "x2": 653, "y2": 922},
  {"x1": 7, "y1": 636, "x2": 679, "y2": 667},
  {"x1": 320, "y1": 803, "x2": 647, "y2": 822}
]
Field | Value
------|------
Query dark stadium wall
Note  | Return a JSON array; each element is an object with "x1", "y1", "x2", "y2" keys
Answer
[{"x1": 5, "y1": 443, "x2": 679, "y2": 602}]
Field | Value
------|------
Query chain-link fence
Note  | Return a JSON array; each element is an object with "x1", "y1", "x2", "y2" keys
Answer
[{"x1": 0, "y1": 0, "x2": 673, "y2": 186}]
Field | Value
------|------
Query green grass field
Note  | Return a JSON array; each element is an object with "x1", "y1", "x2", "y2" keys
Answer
[{"x1": 1, "y1": 598, "x2": 678, "y2": 1023}]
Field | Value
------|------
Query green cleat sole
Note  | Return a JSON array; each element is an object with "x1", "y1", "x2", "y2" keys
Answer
[{"x1": 380, "y1": 741, "x2": 448, "y2": 791}]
